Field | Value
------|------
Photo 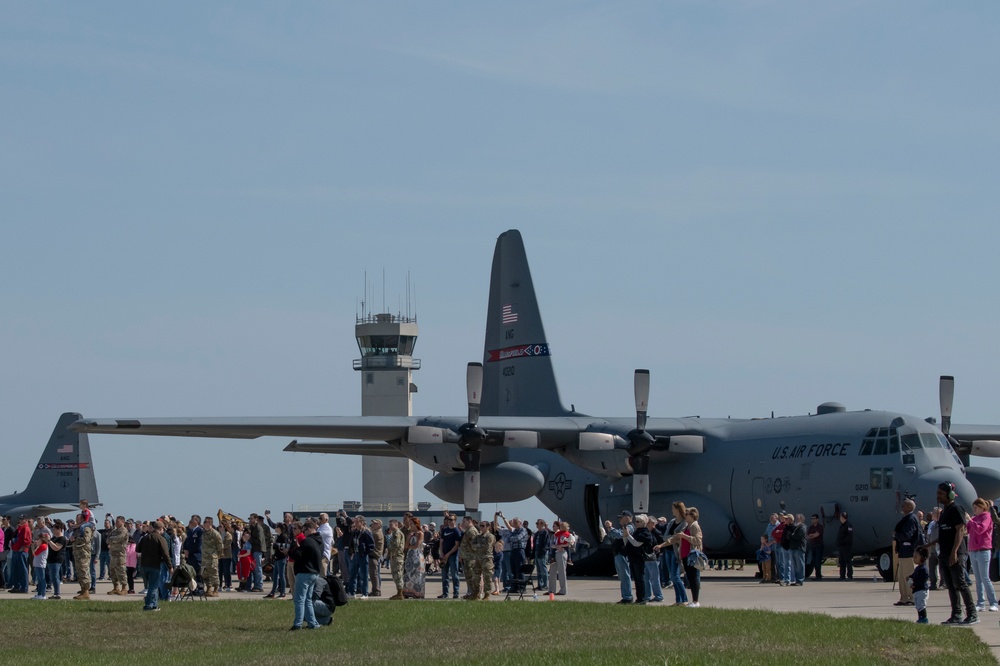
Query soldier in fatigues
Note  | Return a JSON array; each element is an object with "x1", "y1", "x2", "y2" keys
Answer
[
  {"x1": 386, "y1": 519, "x2": 405, "y2": 600},
  {"x1": 201, "y1": 516, "x2": 224, "y2": 597},
  {"x1": 73, "y1": 514, "x2": 94, "y2": 600},
  {"x1": 106, "y1": 516, "x2": 130, "y2": 595},
  {"x1": 473, "y1": 521, "x2": 496, "y2": 601},
  {"x1": 459, "y1": 516, "x2": 479, "y2": 600}
]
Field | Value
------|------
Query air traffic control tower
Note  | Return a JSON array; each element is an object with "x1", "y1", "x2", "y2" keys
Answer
[{"x1": 354, "y1": 313, "x2": 418, "y2": 508}]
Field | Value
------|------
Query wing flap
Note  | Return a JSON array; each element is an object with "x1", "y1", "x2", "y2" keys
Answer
[{"x1": 283, "y1": 440, "x2": 403, "y2": 457}]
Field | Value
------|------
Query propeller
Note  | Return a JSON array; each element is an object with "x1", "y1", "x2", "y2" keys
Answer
[
  {"x1": 626, "y1": 369, "x2": 655, "y2": 513},
  {"x1": 458, "y1": 362, "x2": 486, "y2": 512}
]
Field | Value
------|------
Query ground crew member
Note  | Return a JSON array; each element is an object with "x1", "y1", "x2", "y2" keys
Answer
[
  {"x1": 473, "y1": 521, "x2": 496, "y2": 600},
  {"x1": 73, "y1": 515, "x2": 94, "y2": 600},
  {"x1": 386, "y1": 519, "x2": 405, "y2": 600},
  {"x1": 459, "y1": 516, "x2": 479, "y2": 600},
  {"x1": 201, "y1": 516, "x2": 224, "y2": 597},
  {"x1": 106, "y1": 515, "x2": 129, "y2": 595}
]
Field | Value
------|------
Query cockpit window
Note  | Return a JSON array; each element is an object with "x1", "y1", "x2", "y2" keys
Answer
[
  {"x1": 920, "y1": 433, "x2": 943, "y2": 449},
  {"x1": 860, "y1": 427, "x2": 903, "y2": 455},
  {"x1": 901, "y1": 433, "x2": 922, "y2": 450}
]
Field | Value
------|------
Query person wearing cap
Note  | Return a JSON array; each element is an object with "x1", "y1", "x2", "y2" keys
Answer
[
  {"x1": 70, "y1": 514, "x2": 94, "y2": 600},
  {"x1": 106, "y1": 515, "x2": 129, "y2": 596},
  {"x1": 928, "y1": 482, "x2": 977, "y2": 625},
  {"x1": 610, "y1": 510, "x2": 635, "y2": 603}
]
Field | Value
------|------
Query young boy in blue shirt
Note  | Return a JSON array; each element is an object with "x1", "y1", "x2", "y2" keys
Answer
[{"x1": 909, "y1": 546, "x2": 931, "y2": 624}]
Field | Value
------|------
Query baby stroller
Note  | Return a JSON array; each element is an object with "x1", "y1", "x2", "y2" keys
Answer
[
  {"x1": 504, "y1": 562, "x2": 536, "y2": 601},
  {"x1": 169, "y1": 563, "x2": 204, "y2": 601}
]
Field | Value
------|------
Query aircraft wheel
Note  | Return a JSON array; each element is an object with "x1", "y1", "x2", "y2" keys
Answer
[{"x1": 874, "y1": 548, "x2": 894, "y2": 582}]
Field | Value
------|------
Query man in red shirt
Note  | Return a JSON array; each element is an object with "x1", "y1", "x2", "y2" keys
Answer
[{"x1": 10, "y1": 515, "x2": 33, "y2": 593}]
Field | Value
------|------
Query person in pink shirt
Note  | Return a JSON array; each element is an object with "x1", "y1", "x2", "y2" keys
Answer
[
  {"x1": 126, "y1": 538, "x2": 138, "y2": 594},
  {"x1": 967, "y1": 498, "x2": 998, "y2": 612}
]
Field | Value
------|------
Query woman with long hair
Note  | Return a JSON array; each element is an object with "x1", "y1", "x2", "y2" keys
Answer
[
  {"x1": 402, "y1": 517, "x2": 425, "y2": 599},
  {"x1": 673, "y1": 507, "x2": 704, "y2": 608},
  {"x1": 656, "y1": 502, "x2": 688, "y2": 605}
]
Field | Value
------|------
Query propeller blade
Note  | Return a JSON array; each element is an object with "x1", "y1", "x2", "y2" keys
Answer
[
  {"x1": 631, "y1": 455, "x2": 650, "y2": 513},
  {"x1": 634, "y1": 369, "x2": 650, "y2": 432},
  {"x1": 467, "y1": 362, "x2": 483, "y2": 425},
  {"x1": 940, "y1": 375, "x2": 954, "y2": 436},
  {"x1": 460, "y1": 450, "x2": 481, "y2": 511}
]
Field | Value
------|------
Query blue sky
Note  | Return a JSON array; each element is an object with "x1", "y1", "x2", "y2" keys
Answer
[{"x1": 2, "y1": 3, "x2": 999, "y2": 522}]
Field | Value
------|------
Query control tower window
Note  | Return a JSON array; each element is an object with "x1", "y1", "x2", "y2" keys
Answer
[{"x1": 357, "y1": 335, "x2": 401, "y2": 357}]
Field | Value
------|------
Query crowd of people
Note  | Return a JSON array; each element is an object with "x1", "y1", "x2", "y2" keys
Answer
[
  {"x1": 0, "y1": 502, "x2": 593, "y2": 627},
  {"x1": 5, "y1": 482, "x2": 997, "y2": 627},
  {"x1": 888, "y1": 483, "x2": 1000, "y2": 626}
]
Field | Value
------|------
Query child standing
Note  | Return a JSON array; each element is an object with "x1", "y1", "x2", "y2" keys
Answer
[
  {"x1": 909, "y1": 546, "x2": 931, "y2": 624},
  {"x1": 32, "y1": 534, "x2": 50, "y2": 600},
  {"x1": 757, "y1": 536, "x2": 772, "y2": 584}
]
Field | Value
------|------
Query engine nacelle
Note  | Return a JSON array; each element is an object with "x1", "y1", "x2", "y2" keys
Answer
[{"x1": 972, "y1": 440, "x2": 1000, "y2": 458}]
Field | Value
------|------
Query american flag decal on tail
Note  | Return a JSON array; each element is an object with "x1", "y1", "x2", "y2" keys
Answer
[{"x1": 502, "y1": 304, "x2": 518, "y2": 324}]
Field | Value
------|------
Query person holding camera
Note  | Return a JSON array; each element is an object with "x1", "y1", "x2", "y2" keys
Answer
[{"x1": 494, "y1": 512, "x2": 528, "y2": 591}]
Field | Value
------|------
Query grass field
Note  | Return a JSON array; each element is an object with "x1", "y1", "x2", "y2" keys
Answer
[{"x1": 0, "y1": 598, "x2": 992, "y2": 665}]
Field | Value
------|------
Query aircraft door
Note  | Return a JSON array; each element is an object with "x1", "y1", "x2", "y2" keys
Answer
[{"x1": 752, "y1": 477, "x2": 767, "y2": 523}]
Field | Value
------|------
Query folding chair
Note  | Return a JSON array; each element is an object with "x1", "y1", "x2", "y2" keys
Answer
[{"x1": 504, "y1": 562, "x2": 536, "y2": 600}]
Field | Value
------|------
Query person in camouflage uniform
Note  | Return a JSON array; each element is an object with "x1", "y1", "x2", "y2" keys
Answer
[
  {"x1": 73, "y1": 514, "x2": 94, "y2": 600},
  {"x1": 459, "y1": 516, "x2": 480, "y2": 600},
  {"x1": 473, "y1": 521, "x2": 496, "y2": 601},
  {"x1": 106, "y1": 515, "x2": 130, "y2": 595},
  {"x1": 386, "y1": 518, "x2": 406, "y2": 600},
  {"x1": 201, "y1": 516, "x2": 224, "y2": 597}
]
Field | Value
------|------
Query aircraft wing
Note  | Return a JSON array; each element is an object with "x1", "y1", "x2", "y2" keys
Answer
[
  {"x1": 71, "y1": 416, "x2": 419, "y2": 441},
  {"x1": 950, "y1": 424, "x2": 1000, "y2": 441},
  {"x1": 71, "y1": 414, "x2": 688, "y2": 449},
  {"x1": 284, "y1": 440, "x2": 404, "y2": 457}
]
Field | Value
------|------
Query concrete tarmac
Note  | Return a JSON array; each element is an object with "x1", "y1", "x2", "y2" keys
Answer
[{"x1": 8, "y1": 564, "x2": 1000, "y2": 662}]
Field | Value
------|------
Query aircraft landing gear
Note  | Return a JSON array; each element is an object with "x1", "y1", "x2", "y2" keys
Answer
[{"x1": 874, "y1": 548, "x2": 894, "y2": 582}]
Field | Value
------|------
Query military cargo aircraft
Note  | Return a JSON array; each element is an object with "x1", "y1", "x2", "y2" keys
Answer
[
  {"x1": 1, "y1": 412, "x2": 100, "y2": 518},
  {"x1": 72, "y1": 230, "x2": 1000, "y2": 578}
]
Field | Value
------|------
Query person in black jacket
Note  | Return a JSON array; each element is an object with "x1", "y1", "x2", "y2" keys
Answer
[
  {"x1": 837, "y1": 512, "x2": 854, "y2": 580},
  {"x1": 788, "y1": 514, "x2": 808, "y2": 586},
  {"x1": 893, "y1": 499, "x2": 920, "y2": 606},
  {"x1": 290, "y1": 520, "x2": 323, "y2": 630}
]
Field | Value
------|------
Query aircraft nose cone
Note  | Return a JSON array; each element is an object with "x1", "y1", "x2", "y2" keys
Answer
[{"x1": 915, "y1": 469, "x2": 978, "y2": 507}]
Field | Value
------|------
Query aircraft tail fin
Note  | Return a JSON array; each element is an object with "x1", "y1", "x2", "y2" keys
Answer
[
  {"x1": 18, "y1": 412, "x2": 100, "y2": 508},
  {"x1": 481, "y1": 230, "x2": 572, "y2": 417}
]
